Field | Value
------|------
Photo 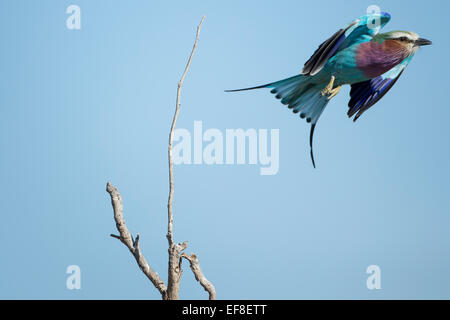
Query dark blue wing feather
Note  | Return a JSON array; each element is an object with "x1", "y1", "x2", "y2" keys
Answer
[
  {"x1": 347, "y1": 59, "x2": 411, "y2": 121},
  {"x1": 302, "y1": 22, "x2": 357, "y2": 76}
]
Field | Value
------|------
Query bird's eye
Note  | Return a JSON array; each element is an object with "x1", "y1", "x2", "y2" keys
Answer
[{"x1": 398, "y1": 36, "x2": 408, "y2": 42}]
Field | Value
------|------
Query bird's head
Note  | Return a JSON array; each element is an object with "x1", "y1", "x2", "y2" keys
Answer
[{"x1": 374, "y1": 31, "x2": 432, "y2": 54}]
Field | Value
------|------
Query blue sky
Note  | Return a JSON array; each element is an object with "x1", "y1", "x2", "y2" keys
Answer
[{"x1": 0, "y1": 0, "x2": 449, "y2": 299}]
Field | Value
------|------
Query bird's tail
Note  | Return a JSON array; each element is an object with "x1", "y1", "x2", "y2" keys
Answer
[{"x1": 226, "y1": 74, "x2": 331, "y2": 168}]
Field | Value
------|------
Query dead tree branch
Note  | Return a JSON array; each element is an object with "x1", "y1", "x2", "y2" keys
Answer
[
  {"x1": 182, "y1": 253, "x2": 216, "y2": 300},
  {"x1": 166, "y1": 15, "x2": 206, "y2": 301},
  {"x1": 167, "y1": 16, "x2": 205, "y2": 243},
  {"x1": 106, "y1": 182, "x2": 167, "y2": 299},
  {"x1": 106, "y1": 16, "x2": 215, "y2": 300}
]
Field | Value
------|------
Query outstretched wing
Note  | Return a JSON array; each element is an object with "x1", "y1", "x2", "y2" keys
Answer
[
  {"x1": 347, "y1": 55, "x2": 413, "y2": 121},
  {"x1": 302, "y1": 12, "x2": 392, "y2": 76}
]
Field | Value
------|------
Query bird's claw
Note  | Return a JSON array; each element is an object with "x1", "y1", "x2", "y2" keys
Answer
[{"x1": 321, "y1": 75, "x2": 341, "y2": 100}]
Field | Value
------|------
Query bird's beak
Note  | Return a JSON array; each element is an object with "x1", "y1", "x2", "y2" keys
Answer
[{"x1": 415, "y1": 38, "x2": 432, "y2": 46}]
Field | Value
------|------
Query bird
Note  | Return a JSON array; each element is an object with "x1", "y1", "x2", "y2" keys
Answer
[{"x1": 226, "y1": 12, "x2": 431, "y2": 168}]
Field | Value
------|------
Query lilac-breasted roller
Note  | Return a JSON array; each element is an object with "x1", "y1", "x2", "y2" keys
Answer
[{"x1": 226, "y1": 12, "x2": 431, "y2": 167}]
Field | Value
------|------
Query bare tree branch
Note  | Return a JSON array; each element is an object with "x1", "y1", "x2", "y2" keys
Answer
[
  {"x1": 182, "y1": 253, "x2": 217, "y2": 300},
  {"x1": 107, "y1": 16, "x2": 215, "y2": 300},
  {"x1": 167, "y1": 16, "x2": 205, "y2": 244},
  {"x1": 106, "y1": 181, "x2": 167, "y2": 299},
  {"x1": 166, "y1": 16, "x2": 206, "y2": 300}
]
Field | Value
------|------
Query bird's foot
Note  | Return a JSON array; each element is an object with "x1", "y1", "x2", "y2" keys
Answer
[
  {"x1": 321, "y1": 75, "x2": 341, "y2": 100},
  {"x1": 327, "y1": 85, "x2": 341, "y2": 100}
]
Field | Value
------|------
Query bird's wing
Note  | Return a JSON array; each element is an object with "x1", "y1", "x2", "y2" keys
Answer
[
  {"x1": 302, "y1": 12, "x2": 392, "y2": 76},
  {"x1": 347, "y1": 56, "x2": 413, "y2": 121}
]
